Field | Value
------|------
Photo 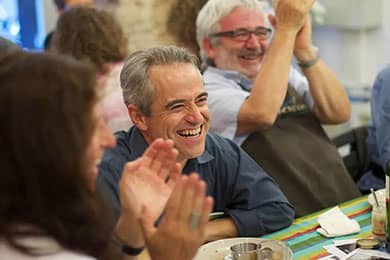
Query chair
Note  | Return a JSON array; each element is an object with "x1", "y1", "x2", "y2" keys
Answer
[{"x1": 331, "y1": 126, "x2": 371, "y2": 181}]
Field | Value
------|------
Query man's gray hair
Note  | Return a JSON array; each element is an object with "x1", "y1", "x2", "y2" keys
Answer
[
  {"x1": 196, "y1": 0, "x2": 264, "y2": 68},
  {"x1": 120, "y1": 45, "x2": 199, "y2": 116}
]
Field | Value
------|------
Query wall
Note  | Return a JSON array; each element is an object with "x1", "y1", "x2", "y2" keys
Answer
[
  {"x1": 42, "y1": 0, "x2": 176, "y2": 51},
  {"x1": 42, "y1": 0, "x2": 57, "y2": 34},
  {"x1": 310, "y1": 0, "x2": 390, "y2": 134},
  {"x1": 313, "y1": 0, "x2": 390, "y2": 88},
  {"x1": 111, "y1": 0, "x2": 175, "y2": 51}
]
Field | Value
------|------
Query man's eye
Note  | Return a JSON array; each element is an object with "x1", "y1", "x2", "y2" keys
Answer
[
  {"x1": 234, "y1": 31, "x2": 248, "y2": 37},
  {"x1": 196, "y1": 97, "x2": 208, "y2": 104},
  {"x1": 170, "y1": 104, "x2": 184, "y2": 110},
  {"x1": 255, "y1": 30, "x2": 266, "y2": 36}
]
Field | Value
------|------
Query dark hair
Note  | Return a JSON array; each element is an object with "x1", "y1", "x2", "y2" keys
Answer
[
  {"x1": 52, "y1": 7, "x2": 128, "y2": 74},
  {"x1": 43, "y1": 31, "x2": 54, "y2": 51},
  {"x1": 53, "y1": 0, "x2": 66, "y2": 10},
  {"x1": 0, "y1": 52, "x2": 116, "y2": 258},
  {"x1": 167, "y1": 0, "x2": 208, "y2": 55},
  {"x1": 0, "y1": 37, "x2": 21, "y2": 59}
]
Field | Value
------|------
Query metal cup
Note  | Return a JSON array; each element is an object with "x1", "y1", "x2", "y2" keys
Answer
[
  {"x1": 257, "y1": 240, "x2": 291, "y2": 260},
  {"x1": 224, "y1": 242, "x2": 260, "y2": 260},
  {"x1": 224, "y1": 240, "x2": 292, "y2": 260}
]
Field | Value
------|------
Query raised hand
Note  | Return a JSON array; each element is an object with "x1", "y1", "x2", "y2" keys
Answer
[
  {"x1": 140, "y1": 173, "x2": 213, "y2": 260},
  {"x1": 293, "y1": 15, "x2": 317, "y2": 62},
  {"x1": 272, "y1": 0, "x2": 315, "y2": 33},
  {"x1": 114, "y1": 138, "x2": 181, "y2": 250},
  {"x1": 294, "y1": 15, "x2": 313, "y2": 50},
  {"x1": 119, "y1": 138, "x2": 181, "y2": 220}
]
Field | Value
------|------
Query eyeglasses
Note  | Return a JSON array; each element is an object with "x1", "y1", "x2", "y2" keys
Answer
[{"x1": 209, "y1": 27, "x2": 272, "y2": 42}]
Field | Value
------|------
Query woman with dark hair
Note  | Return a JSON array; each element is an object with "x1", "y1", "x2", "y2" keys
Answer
[
  {"x1": 0, "y1": 52, "x2": 212, "y2": 259},
  {"x1": 0, "y1": 52, "x2": 116, "y2": 259}
]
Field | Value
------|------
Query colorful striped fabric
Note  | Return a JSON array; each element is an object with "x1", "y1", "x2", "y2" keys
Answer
[{"x1": 261, "y1": 196, "x2": 372, "y2": 259}]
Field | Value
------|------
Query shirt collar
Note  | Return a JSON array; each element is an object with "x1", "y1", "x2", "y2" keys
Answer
[
  {"x1": 207, "y1": 66, "x2": 253, "y2": 91},
  {"x1": 126, "y1": 127, "x2": 149, "y2": 160}
]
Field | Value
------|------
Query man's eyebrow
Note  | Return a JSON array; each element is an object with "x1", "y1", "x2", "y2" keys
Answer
[
  {"x1": 195, "y1": 92, "x2": 209, "y2": 100},
  {"x1": 196, "y1": 92, "x2": 208, "y2": 99}
]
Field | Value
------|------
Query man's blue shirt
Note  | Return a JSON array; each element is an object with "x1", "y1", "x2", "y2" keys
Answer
[
  {"x1": 97, "y1": 126, "x2": 294, "y2": 237},
  {"x1": 367, "y1": 65, "x2": 390, "y2": 170}
]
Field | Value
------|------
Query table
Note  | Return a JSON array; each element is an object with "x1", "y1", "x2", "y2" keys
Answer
[{"x1": 262, "y1": 195, "x2": 372, "y2": 259}]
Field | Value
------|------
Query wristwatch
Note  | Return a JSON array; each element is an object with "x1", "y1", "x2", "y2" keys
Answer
[
  {"x1": 297, "y1": 46, "x2": 320, "y2": 69},
  {"x1": 112, "y1": 233, "x2": 145, "y2": 256}
]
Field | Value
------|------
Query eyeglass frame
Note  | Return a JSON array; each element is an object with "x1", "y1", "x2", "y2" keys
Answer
[{"x1": 208, "y1": 26, "x2": 272, "y2": 42}]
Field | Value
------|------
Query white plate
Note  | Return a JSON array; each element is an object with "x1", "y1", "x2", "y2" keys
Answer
[
  {"x1": 368, "y1": 188, "x2": 386, "y2": 206},
  {"x1": 193, "y1": 237, "x2": 292, "y2": 260}
]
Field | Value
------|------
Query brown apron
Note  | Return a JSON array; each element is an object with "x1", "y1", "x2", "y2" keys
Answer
[{"x1": 242, "y1": 87, "x2": 361, "y2": 217}]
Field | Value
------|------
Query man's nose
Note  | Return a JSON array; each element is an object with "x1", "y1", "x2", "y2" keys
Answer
[
  {"x1": 245, "y1": 33, "x2": 261, "y2": 48},
  {"x1": 185, "y1": 104, "x2": 204, "y2": 123}
]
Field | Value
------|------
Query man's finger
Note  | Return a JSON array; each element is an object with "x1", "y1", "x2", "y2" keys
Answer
[
  {"x1": 167, "y1": 163, "x2": 182, "y2": 189},
  {"x1": 139, "y1": 205, "x2": 157, "y2": 240}
]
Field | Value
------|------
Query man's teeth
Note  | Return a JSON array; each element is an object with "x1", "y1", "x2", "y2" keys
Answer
[
  {"x1": 241, "y1": 55, "x2": 259, "y2": 60},
  {"x1": 178, "y1": 128, "x2": 201, "y2": 137}
]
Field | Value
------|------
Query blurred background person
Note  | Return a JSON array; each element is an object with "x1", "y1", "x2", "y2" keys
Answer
[
  {"x1": 365, "y1": 65, "x2": 390, "y2": 190},
  {"x1": 53, "y1": 0, "x2": 94, "y2": 13},
  {"x1": 44, "y1": 0, "x2": 95, "y2": 50},
  {"x1": 51, "y1": 7, "x2": 131, "y2": 132},
  {"x1": 167, "y1": 0, "x2": 208, "y2": 57}
]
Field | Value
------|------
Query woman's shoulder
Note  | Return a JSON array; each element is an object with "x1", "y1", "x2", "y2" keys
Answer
[{"x1": 0, "y1": 236, "x2": 96, "y2": 260}]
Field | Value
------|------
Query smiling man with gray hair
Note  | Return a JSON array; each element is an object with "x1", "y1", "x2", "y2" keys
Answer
[
  {"x1": 196, "y1": 0, "x2": 361, "y2": 216},
  {"x1": 97, "y1": 45, "x2": 294, "y2": 242}
]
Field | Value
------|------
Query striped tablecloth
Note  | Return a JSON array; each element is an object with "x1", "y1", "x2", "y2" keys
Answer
[{"x1": 261, "y1": 195, "x2": 372, "y2": 259}]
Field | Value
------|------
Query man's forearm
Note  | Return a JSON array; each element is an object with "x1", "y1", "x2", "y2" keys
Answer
[
  {"x1": 251, "y1": 29, "x2": 296, "y2": 111},
  {"x1": 237, "y1": 30, "x2": 297, "y2": 135},
  {"x1": 302, "y1": 57, "x2": 351, "y2": 124},
  {"x1": 114, "y1": 215, "x2": 145, "y2": 260},
  {"x1": 204, "y1": 217, "x2": 238, "y2": 242}
]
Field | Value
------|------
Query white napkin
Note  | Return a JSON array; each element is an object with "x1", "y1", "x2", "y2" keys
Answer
[{"x1": 317, "y1": 207, "x2": 360, "y2": 238}]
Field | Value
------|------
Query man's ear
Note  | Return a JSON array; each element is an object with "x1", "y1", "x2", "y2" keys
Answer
[
  {"x1": 128, "y1": 104, "x2": 148, "y2": 131},
  {"x1": 202, "y1": 37, "x2": 217, "y2": 60}
]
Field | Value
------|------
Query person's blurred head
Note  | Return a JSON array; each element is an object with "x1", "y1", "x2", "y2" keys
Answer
[
  {"x1": 196, "y1": 0, "x2": 271, "y2": 80},
  {"x1": 52, "y1": 7, "x2": 128, "y2": 75},
  {"x1": 0, "y1": 52, "x2": 115, "y2": 257},
  {"x1": 0, "y1": 37, "x2": 21, "y2": 59},
  {"x1": 120, "y1": 46, "x2": 210, "y2": 164},
  {"x1": 167, "y1": 0, "x2": 208, "y2": 56},
  {"x1": 53, "y1": 0, "x2": 94, "y2": 12}
]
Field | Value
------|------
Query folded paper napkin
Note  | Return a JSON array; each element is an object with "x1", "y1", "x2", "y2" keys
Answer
[{"x1": 317, "y1": 207, "x2": 360, "y2": 238}]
